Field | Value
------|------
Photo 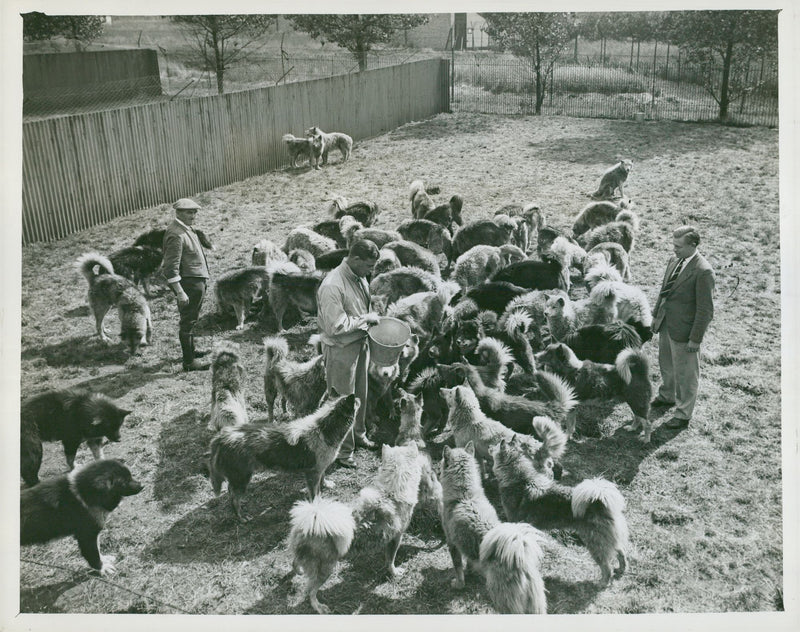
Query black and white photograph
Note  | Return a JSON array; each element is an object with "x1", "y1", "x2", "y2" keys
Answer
[{"x1": 3, "y1": 0, "x2": 798, "y2": 628}]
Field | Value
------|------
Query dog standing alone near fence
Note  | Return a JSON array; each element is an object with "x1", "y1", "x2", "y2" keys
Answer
[{"x1": 305, "y1": 126, "x2": 353, "y2": 165}]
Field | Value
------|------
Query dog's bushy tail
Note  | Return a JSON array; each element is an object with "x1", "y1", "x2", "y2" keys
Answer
[
  {"x1": 572, "y1": 478, "x2": 629, "y2": 545},
  {"x1": 476, "y1": 336, "x2": 513, "y2": 369},
  {"x1": 76, "y1": 252, "x2": 114, "y2": 282},
  {"x1": 531, "y1": 415, "x2": 567, "y2": 461},
  {"x1": 288, "y1": 496, "x2": 356, "y2": 559},
  {"x1": 616, "y1": 210, "x2": 639, "y2": 230},
  {"x1": 614, "y1": 348, "x2": 650, "y2": 384},
  {"x1": 534, "y1": 370, "x2": 578, "y2": 415},
  {"x1": 282, "y1": 133, "x2": 295, "y2": 144},
  {"x1": 409, "y1": 179, "x2": 425, "y2": 202},
  {"x1": 480, "y1": 522, "x2": 547, "y2": 614},
  {"x1": 263, "y1": 335, "x2": 290, "y2": 368}
]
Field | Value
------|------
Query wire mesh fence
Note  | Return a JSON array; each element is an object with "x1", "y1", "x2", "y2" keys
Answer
[
  {"x1": 451, "y1": 51, "x2": 778, "y2": 126},
  {"x1": 22, "y1": 49, "x2": 443, "y2": 119}
]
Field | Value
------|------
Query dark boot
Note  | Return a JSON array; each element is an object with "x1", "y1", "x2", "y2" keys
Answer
[
  {"x1": 192, "y1": 337, "x2": 209, "y2": 359},
  {"x1": 180, "y1": 333, "x2": 209, "y2": 371}
]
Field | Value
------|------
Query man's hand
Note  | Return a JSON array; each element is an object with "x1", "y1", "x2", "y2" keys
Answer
[
  {"x1": 686, "y1": 341, "x2": 700, "y2": 353},
  {"x1": 362, "y1": 313, "x2": 381, "y2": 326},
  {"x1": 175, "y1": 290, "x2": 189, "y2": 308}
]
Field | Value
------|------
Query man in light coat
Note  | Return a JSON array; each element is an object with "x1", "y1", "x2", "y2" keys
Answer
[
  {"x1": 316, "y1": 239, "x2": 381, "y2": 468},
  {"x1": 651, "y1": 225, "x2": 715, "y2": 429},
  {"x1": 162, "y1": 198, "x2": 211, "y2": 372}
]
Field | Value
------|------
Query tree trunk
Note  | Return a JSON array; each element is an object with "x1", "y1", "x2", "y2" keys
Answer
[
  {"x1": 534, "y1": 41, "x2": 543, "y2": 115},
  {"x1": 356, "y1": 45, "x2": 368, "y2": 72},
  {"x1": 574, "y1": 35, "x2": 578, "y2": 63},
  {"x1": 629, "y1": 37, "x2": 634, "y2": 70},
  {"x1": 719, "y1": 39, "x2": 734, "y2": 121},
  {"x1": 212, "y1": 29, "x2": 224, "y2": 94}
]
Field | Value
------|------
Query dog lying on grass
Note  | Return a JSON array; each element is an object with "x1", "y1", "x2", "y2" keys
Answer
[
  {"x1": 209, "y1": 394, "x2": 358, "y2": 521},
  {"x1": 439, "y1": 443, "x2": 548, "y2": 613},
  {"x1": 21, "y1": 459, "x2": 143, "y2": 575},
  {"x1": 76, "y1": 253, "x2": 152, "y2": 355},
  {"x1": 263, "y1": 335, "x2": 327, "y2": 423},
  {"x1": 283, "y1": 133, "x2": 324, "y2": 169},
  {"x1": 491, "y1": 435, "x2": 629, "y2": 585},
  {"x1": 20, "y1": 388, "x2": 131, "y2": 487},
  {"x1": 209, "y1": 341, "x2": 248, "y2": 432}
]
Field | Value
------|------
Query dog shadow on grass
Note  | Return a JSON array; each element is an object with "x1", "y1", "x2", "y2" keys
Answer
[
  {"x1": 21, "y1": 336, "x2": 134, "y2": 368},
  {"x1": 19, "y1": 571, "x2": 87, "y2": 613},
  {"x1": 562, "y1": 404, "x2": 678, "y2": 486},
  {"x1": 71, "y1": 360, "x2": 175, "y2": 398}
]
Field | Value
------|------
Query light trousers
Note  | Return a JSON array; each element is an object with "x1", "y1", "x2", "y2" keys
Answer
[{"x1": 657, "y1": 330, "x2": 700, "y2": 421}]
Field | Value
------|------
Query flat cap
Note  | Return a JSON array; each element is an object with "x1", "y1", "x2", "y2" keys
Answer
[{"x1": 173, "y1": 198, "x2": 201, "y2": 210}]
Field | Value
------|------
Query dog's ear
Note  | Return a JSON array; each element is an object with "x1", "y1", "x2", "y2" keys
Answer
[{"x1": 464, "y1": 441, "x2": 475, "y2": 456}]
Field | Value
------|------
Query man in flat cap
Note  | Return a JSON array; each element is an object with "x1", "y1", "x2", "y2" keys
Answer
[{"x1": 162, "y1": 198, "x2": 211, "y2": 371}]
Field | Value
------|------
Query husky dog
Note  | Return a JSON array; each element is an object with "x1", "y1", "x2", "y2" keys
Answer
[
  {"x1": 20, "y1": 388, "x2": 131, "y2": 487},
  {"x1": 287, "y1": 496, "x2": 356, "y2": 614},
  {"x1": 209, "y1": 341, "x2": 248, "y2": 432},
  {"x1": 563, "y1": 321, "x2": 643, "y2": 365},
  {"x1": 572, "y1": 199, "x2": 631, "y2": 237},
  {"x1": 329, "y1": 199, "x2": 380, "y2": 227},
  {"x1": 440, "y1": 443, "x2": 547, "y2": 613},
  {"x1": 283, "y1": 227, "x2": 338, "y2": 259},
  {"x1": 133, "y1": 227, "x2": 214, "y2": 251},
  {"x1": 305, "y1": 126, "x2": 353, "y2": 165},
  {"x1": 283, "y1": 133, "x2": 324, "y2": 169},
  {"x1": 491, "y1": 258, "x2": 570, "y2": 293},
  {"x1": 535, "y1": 342, "x2": 653, "y2": 442},
  {"x1": 21, "y1": 459, "x2": 143, "y2": 575},
  {"x1": 215, "y1": 267, "x2": 270, "y2": 330},
  {"x1": 352, "y1": 443, "x2": 424, "y2": 577},
  {"x1": 370, "y1": 266, "x2": 440, "y2": 310},
  {"x1": 451, "y1": 219, "x2": 515, "y2": 261},
  {"x1": 381, "y1": 240, "x2": 441, "y2": 277},
  {"x1": 409, "y1": 179, "x2": 435, "y2": 219},
  {"x1": 209, "y1": 394, "x2": 358, "y2": 521},
  {"x1": 269, "y1": 271, "x2": 324, "y2": 331},
  {"x1": 491, "y1": 436, "x2": 629, "y2": 584},
  {"x1": 263, "y1": 335, "x2": 327, "y2": 423},
  {"x1": 406, "y1": 363, "x2": 468, "y2": 436},
  {"x1": 591, "y1": 159, "x2": 633, "y2": 200},
  {"x1": 251, "y1": 239, "x2": 288, "y2": 267},
  {"x1": 396, "y1": 219, "x2": 453, "y2": 264},
  {"x1": 458, "y1": 360, "x2": 576, "y2": 437},
  {"x1": 579, "y1": 210, "x2": 639, "y2": 254},
  {"x1": 75, "y1": 253, "x2": 152, "y2": 354},
  {"x1": 587, "y1": 241, "x2": 632, "y2": 282},
  {"x1": 108, "y1": 245, "x2": 163, "y2": 297},
  {"x1": 440, "y1": 385, "x2": 552, "y2": 474},
  {"x1": 423, "y1": 195, "x2": 464, "y2": 234}
]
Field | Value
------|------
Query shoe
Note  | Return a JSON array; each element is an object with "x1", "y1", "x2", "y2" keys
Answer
[
  {"x1": 193, "y1": 349, "x2": 209, "y2": 359},
  {"x1": 183, "y1": 358, "x2": 211, "y2": 372},
  {"x1": 335, "y1": 456, "x2": 357, "y2": 469},
  {"x1": 651, "y1": 396, "x2": 675, "y2": 407},
  {"x1": 663, "y1": 416, "x2": 689, "y2": 430},
  {"x1": 355, "y1": 436, "x2": 378, "y2": 451}
]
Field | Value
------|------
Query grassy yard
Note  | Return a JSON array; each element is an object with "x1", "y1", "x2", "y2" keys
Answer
[{"x1": 17, "y1": 113, "x2": 782, "y2": 618}]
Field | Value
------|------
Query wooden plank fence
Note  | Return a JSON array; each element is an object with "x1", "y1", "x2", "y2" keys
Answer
[{"x1": 22, "y1": 58, "x2": 450, "y2": 244}]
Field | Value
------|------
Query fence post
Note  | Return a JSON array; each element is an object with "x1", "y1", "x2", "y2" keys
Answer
[
  {"x1": 651, "y1": 39, "x2": 658, "y2": 115},
  {"x1": 665, "y1": 42, "x2": 670, "y2": 81}
]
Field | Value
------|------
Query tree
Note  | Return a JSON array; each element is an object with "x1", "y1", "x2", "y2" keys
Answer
[
  {"x1": 22, "y1": 12, "x2": 105, "y2": 51},
  {"x1": 288, "y1": 14, "x2": 429, "y2": 72},
  {"x1": 666, "y1": 10, "x2": 778, "y2": 121},
  {"x1": 481, "y1": 13, "x2": 578, "y2": 114},
  {"x1": 172, "y1": 15, "x2": 276, "y2": 94}
]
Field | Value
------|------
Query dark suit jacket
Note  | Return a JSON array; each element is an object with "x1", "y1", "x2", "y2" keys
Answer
[
  {"x1": 162, "y1": 219, "x2": 209, "y2": 283},
  {"x1": 652, "y1": 252, "x2": 715, "y2": 344}
]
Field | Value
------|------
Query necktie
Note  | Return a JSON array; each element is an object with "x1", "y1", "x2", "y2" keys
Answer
[{"x1": 659, "y1": 258, "x2": 685, "y2": 299}]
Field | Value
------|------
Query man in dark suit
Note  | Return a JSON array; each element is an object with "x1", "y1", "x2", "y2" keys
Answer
[
  {"x1": 651, "y1": 226, "x2": 715, "y2": 429},
  {"x1": 162, "y1": 198, "x2": 211, "y2": 372}
]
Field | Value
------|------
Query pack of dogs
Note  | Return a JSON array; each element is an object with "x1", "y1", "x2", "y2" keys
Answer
[{"x1": 27, "y1": 158, "x2": 659, "y2": 613}]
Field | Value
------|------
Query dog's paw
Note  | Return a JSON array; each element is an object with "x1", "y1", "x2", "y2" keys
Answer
[
  {"x1": 450, "y1": 576, "x2": 465, "y2": 589},
  {"x1": 99, "y1": 555, "x2": 117, "y2": 576},
  {"x1": 312, "y1": 602, "x2": 331, "y2": 615},
  {"x1": 389, "y1": 565, "x2": 406, "y2": 579},
  {"x1": 322, "y1": 477, "x2": 336, "y2": 490},
  {"x1": 235, "y1": 324, "x2": 244, "y2": 331}
]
